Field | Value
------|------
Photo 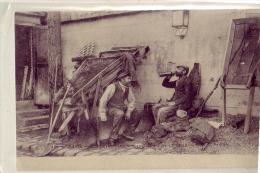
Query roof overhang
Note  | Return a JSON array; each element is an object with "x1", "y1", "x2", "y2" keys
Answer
[{"x1": 15, "y1": 12, "x2": 47, "y2": 28}]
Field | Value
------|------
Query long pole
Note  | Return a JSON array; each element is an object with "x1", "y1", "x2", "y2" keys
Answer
[
  {"x1": 47, "y1": 84, "x2": 71, "y2": 143},
  {"x1": 48, "y1": 55, "x2": 58, "y2": 136},
  {"x1": 196, "y1": 77, "x2": 220, "y2": 117}
]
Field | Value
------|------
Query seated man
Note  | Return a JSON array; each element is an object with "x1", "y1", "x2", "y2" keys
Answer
[
  {"x1": 153, "y1": 65, "x2": 192, "y2": 124},
  {"x1": 98, "y1": 71, "x2": 141, "y2": 145}
]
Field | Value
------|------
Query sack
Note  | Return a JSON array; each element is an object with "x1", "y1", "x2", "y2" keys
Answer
[{"x1": 190, "y1": 118, "x2": 215, "y2": 145}]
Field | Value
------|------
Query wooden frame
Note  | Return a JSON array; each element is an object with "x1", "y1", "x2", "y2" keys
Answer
[
  {"x1": 221, "y1": 86, "x2": 255, "y2": 133},
  {"x1": 222, "y1": 17, "x2": 260, "y2": 134}
]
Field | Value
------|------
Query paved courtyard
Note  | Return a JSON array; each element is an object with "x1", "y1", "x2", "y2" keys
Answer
[
  {"x1": 17, "y1": 131, "x2": 158, "y2": 156},
  {"x1": 17, "y1": 115, "x2": 259, "y2": 157}
]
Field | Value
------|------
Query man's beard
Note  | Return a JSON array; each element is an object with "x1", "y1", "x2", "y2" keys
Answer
[
  {"x1": 121, "y1": 80, "x2": 132, "y2": 87},
  {"x1": 175, "y1": 72, "x2": 183, "y2": 77},
  {"x1": 125, "y1": 82, "x2": 132, "y2": 87}
]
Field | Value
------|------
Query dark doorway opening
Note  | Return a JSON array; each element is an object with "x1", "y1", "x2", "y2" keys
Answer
[{"x1": 15, "y1": 25, "x2": 34, "y2": 101}]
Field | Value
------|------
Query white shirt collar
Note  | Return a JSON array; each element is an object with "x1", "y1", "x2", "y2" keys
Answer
[{"x1": 118, "y1": 81, "x2": 128, "y2": 91}]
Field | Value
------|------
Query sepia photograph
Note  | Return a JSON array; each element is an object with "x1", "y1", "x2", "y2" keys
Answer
[{"x1": 14, "y1": 9, "x2": 259, "y2": 168}]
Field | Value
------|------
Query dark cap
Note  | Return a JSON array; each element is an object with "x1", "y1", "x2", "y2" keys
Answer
[
  {"x1": 177, "y1": 65, "x2": 189, "y2": 75},
  {"x1": 117, "y1": 70, "x2": 130, "y2": 79}
]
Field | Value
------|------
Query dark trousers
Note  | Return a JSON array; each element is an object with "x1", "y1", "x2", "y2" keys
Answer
[{"x1": 109, "y1": 107, "x2": 141, "y2": 140}]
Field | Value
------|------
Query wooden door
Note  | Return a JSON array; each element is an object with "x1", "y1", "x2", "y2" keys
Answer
[
  {"x1": 223, "y1": 18, "x2": 260, "y2": 87},
  {"x1": 33, "y1": 27, "x2": 50, "y2": 105}
]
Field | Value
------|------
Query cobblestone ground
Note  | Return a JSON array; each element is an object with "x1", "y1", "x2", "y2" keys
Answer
[
  {"x1": 17, "y1": 128, "x2": 159, "y2": 157},
  {"x1": 16, "y1": 131, "x2": 158, "y2": 157},
  {"x1": 17, "y1": 115, "x2": 259, "y2": 157}
]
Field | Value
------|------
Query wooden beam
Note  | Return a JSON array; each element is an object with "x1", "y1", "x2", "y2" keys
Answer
[
  {"x1": 244, "y1": 87, "x2": 255, "y2": 134},
  {"x1": 224, "y1": 84, "x2": 248, "y2": 90},
  {"x1": 223, "y1": 20, "x2": 235, "y2": 77},
  {"x1": 220, "y1": 87, "x2": 227, "y2": 126},
  {"x1": 47, "y1": 12, "x2": 63, "y2": 90},
  {"x1": 20, "y1": 66, "x2": 29, "y2": 100},
  {"x1": 61, "y1": 11, "x2": 145, "y2": 24},
  {"x1": 16, "y1": 12, "x2": 46, "y2": 18},
  {"x1": 46, "y1": 12, "x2": 63, "y2": 125},
  {"x1": 233, "y1": 18, "x2": 257, "y2": 25},
  {"x1": 15, "y1": 12, "x2": 47, "y2": 26}
]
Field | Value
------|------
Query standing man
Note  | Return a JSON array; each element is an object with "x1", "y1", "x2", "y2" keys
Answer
[
  {"x1": 98, "y1": 71, "x2": 140, "y2": 145},
  {"x1": 153, "y1": 65, "x2": 192, "y2": 124}
]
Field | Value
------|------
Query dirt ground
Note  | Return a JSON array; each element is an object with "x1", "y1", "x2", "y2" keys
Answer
[
  {"x1": 115, "y1": 115, "x2": 258, "y2": 155},
  {"x1": 17, "y1": 114, "x2": 259, "y2": 155},
  {"x1": 149, "y1": 115, "x2": 259, "y2": 155}
]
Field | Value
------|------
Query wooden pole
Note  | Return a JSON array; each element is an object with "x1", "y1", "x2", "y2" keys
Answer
[
  {"x1": 47, "y1": 84, "x2": 71, "y2": 143},
  {"x1": 48, "y1": 56, "x2": 58, "y2": 135},
  {"x1": 220, "y1": 87, "x2": 226, "y2": 126},
  {"x1": 20, "y1": 66, "x2": 29, "y2": 100},
  {"x1": 26, "y1": 28, "x2": 34, "y2": 99},
  {"x1": 244, "y1": 87, "x2": 255, "y2": 134},
  {"x1": 58, "y1": 111, "x2": 75, "y2": 133},
  {"x1": 91, "y1": 76, "x2": 102, "y2": 146},
  {"x1": 47, "y1": 12, "x2": 63, "y2": 89}
]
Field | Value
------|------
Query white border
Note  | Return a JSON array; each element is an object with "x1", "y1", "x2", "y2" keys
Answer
[{"x1": 0, "y1": 1, "x2": 259, "y2": 173}]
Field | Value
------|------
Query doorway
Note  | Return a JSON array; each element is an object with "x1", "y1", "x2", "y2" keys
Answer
[
  {"x1": 15, "y1": 25, "x2": 50, "y2": 106},
  {"x1": 15, "y1": 25, "x2": 34, "y2": 101}
]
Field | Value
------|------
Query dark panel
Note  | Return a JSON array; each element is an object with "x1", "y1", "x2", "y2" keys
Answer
[
  {"x1": 15, "y1": 25, "x2": 31, "y2": 101},
  {"x1": 34, "y1": 27, "x2": 50, "y2": 105},
  {"x1": 224, "y1": 18, "x2": 260, "y2": 87}
]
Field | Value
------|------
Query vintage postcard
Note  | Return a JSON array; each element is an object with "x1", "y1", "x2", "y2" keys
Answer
[{"x1": 13, "y1": 9, "x2": 259, "y2": 170}]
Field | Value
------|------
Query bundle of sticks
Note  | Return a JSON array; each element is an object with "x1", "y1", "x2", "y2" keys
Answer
[{"x1": 47, "y1": 45, "x2": 150, "y2": 143}]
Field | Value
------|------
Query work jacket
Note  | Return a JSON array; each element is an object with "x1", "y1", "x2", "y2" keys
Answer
[{"x1": 162, "y1": 75, "x2": 192, "y2": 110}]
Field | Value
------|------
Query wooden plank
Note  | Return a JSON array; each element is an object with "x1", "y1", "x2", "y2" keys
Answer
[
  {"x1": 223, "y1": 20, "x2": 236, "y2": 77},
  {"x1": 226, "y1": 24, "x2": 247, "y2": 84},
  {"x1": 233, "y1": 18, "x2": 257, "y2": 25},
  {"x1": 15, "y1": 23, "x2": 48, "y2": 29},
  {"x1": 222, "y1": 88, "x2": 226, "y2": 125},
  {"x1": 47, "y1": 84, "x2": 71, "y2": 143},
  {"x1": 224, "y1": 18, "x2": 260, "y2": 87},
  {"x1": 224, "y1": 84, "x2": 248, "y2": 90},
  {"x1": 15, "y1": 15, "x2": 42, "y2": 26},
  {"x1": 26, "y1": 28, "x2": 34, "y2": 99},
  {"x1": 47, "y1": 12, "x2": 63, "y2": 106},
  {"x1": 111, "y1": 46, "x2": 146, "y2": 50},
  {"x1": 72, "y1": 58, "x2": 122, "y2": 97},
  {"x1": 81, "y1": 91, "x2": 90, "y2": 120},
  {"x1": 61, "y1": 11, "x2": 143, "y2": 24},
  {"x1": 58, "y1": 111, "x2": 75, "y2": 133},
  {"x1": 33, "y1": 26, "x2": 49, "y2": 105},
  {"x1": 235, "y1": 30, "x2": 259, "y2": 77},
  {"x1": 16, "y1": 12, "x2": 47, "y2": 18},
  {"x1": 248, "y1": 56, "x2": 260, "y2": 87},
  {"x1": 91, "y1": 76, "x2": 102, "y2": 146},
  {"x1": 244, "y1": 87, "x2": 255, "y2": 134},
  {"x1": 20, "y1": 66, "x2": 29, "y2": 100},
  {"x1": 100, "y1": 49, "x2": 136, "y2": 54},
  {"x1": 91, "y1": 76, "x2": 102, "y2": 118}
]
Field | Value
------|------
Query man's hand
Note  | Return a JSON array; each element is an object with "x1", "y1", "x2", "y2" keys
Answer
[
  {"x1": 125, "y1": 111, "x2": 131, "y2": 120},
  {"x1": 168, "y1": 101, "x2": 175, "y2": 106},
  {"x1": 99, "y1": 113, "x2": 107, "y2": 122}
]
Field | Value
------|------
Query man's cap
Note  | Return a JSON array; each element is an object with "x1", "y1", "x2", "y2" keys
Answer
[
  {"x1": 176, "y1": 65, "x2": 189, "y2": 75},
  {"x1": 117, "y1": 70, "x2": 130, "y2": 79}
]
